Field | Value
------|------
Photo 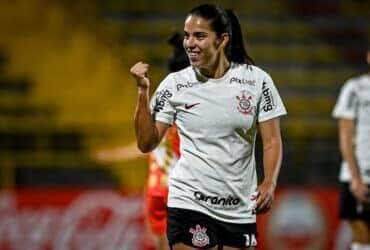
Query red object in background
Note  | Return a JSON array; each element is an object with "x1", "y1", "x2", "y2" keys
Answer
[
  {"x1": 0, "y1": 189, "x2": 155, "y2": 250},
  {"x1": 257, "y1": 187, "x2": 340, "y2": 250},
  {"x1": 0, "y1": 187, "x2": 340, "y2": 250}
]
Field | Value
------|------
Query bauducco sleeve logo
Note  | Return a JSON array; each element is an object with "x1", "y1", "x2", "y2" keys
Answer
[
  {"x1": 262, "y1": 81, "x2": 275, "y2": 112},
  {"x1": 153, "y1": 89, "x2": 173, "y2": 112}
]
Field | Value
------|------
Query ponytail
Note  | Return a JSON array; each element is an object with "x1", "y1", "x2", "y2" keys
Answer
[{"x1": 225, "y1": 9, "x2": 255, "y2": 65}]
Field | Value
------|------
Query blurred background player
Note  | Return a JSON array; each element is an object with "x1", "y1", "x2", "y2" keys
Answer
[
  {"x1": 332, "y1": 45, "x2": 370, "y2": 250},
  {"x1": 97, "y1": 31, "x2": 188, "y2": 250}
]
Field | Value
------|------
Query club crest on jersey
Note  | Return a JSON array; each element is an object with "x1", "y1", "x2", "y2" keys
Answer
[
  {"x1": 236, "y1": 91, "x2": 254, "y2": 115},
  {"x1": 189, "y1": 224, "x2": 210, "y2": 247}
]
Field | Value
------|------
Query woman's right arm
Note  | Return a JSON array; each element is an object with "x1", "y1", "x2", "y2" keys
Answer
[
  {"x1": 339, "y1": 118, "x2": 368, "y2": 201},
  {"x1": 130, "y1": 62, "x2": 169, "y2": 153}
]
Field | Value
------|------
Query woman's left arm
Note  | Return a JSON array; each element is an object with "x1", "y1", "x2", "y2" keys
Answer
[{"x1": 255, "y1": 117, "x2": 283, "y2": 214}]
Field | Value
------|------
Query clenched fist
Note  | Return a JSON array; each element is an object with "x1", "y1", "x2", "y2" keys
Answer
[{"x1": 130, "y1": 62, "x2": 150, "y2": 90}]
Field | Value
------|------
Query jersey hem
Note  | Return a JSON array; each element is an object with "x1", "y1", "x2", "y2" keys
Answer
[
  {"x1": 332, "y1": 112, "x2": 355, "y2": 120},
  {"x1": 155, "y1": 116, "x2": 173, "y2": 125},
  {"x1": 258, "y1": 110, "x2": 287, "y2": 123}
]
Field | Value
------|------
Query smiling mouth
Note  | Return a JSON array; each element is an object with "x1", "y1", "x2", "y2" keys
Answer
[{"x1": 187, "y1": 51, "x2": 201, "y2": 61}]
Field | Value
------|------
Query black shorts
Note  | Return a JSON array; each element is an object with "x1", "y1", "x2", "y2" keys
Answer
[
  {"x1": 339, "y1": 182, "x2": 370, "y2": 223},
  {"x1": 167, "y1": 207, "x2": 257, "y2": 249}
]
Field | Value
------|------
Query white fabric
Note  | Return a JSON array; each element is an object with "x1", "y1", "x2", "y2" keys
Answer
[
  {"x1": 332, "y1": 74, "x2": 370, "y2": 183},
  {"x1": 351, "y1": 242, "x2": 370, "y2": 250},
  {"x1": 151, "y1": 63, "x2": 287, "y2": 223}
]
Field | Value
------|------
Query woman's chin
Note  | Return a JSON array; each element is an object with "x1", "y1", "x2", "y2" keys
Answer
[{"x1": 190, "y1": 60, "x2": 201, "y2": 67}]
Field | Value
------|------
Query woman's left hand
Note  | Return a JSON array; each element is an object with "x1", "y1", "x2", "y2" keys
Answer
[{"x1": 254, "y1": 180, "x2": 276, "y2": 214}]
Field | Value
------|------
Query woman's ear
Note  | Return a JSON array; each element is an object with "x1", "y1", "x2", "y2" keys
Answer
[{"x1": 218, "y1": 33, "x2": 230, "y2": 49}]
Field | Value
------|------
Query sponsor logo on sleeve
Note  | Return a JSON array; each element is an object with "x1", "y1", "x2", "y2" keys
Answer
[
  {"x1": 262, "y1": 81, "x2": 275, "y2": 112},
  {"x1": 346, "y1": 90, "x2": 357, "y2": 109},
  {"x1": 153, "y1": 89, "x2": 172, "y2": 112}
]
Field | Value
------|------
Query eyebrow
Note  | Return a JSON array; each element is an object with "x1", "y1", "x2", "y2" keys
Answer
[{"x1": 184, "y1": 31, "x2": 208, "y2": 36}]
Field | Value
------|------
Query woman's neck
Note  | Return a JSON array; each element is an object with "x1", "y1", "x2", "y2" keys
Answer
[{"x1": 199, "y1": 56, "x2": 230, "y2": 79}]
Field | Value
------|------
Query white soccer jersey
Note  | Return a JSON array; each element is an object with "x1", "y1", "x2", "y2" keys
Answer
[
  {"x1": 332, "y1": 74, "x2": 370, "y2": 183},
  {"x1": 150, "y1": 63, "x2": 287, "y2": 224}
]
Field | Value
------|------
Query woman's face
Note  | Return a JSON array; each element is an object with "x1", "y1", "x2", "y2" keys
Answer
[{"x1": 183, "y1": 15, "x2": 224, "y2": 70}]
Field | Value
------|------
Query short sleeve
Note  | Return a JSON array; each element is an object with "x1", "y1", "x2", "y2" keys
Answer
[
  {"x1": 332, "y1": 80, "x2": 358, "y2": 120},
  {"x1": 257, "y1": 73, "x2": 287, "y2": 122},
  {"x1": 150, "y1": 74, "x2": 176, "y2": 125}
]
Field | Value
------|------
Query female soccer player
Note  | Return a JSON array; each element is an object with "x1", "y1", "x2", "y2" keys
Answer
[{"x1": 131, "y1": 4, "x2": 287, "y2": 249}]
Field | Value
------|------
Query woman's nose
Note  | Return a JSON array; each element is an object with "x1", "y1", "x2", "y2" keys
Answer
[{"x1": 184, "y1": 37, "x2": 195, "y2": 48}]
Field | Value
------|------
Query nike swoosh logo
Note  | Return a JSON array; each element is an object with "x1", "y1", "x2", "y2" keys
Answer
[{"x1": 185, "y1": 103, "x2": 200, "y2": 109}]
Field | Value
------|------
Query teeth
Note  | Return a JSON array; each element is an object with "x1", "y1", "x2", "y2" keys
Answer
[{"x1": 188, "y1": 52, "x2": 199, "y2": 56}]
